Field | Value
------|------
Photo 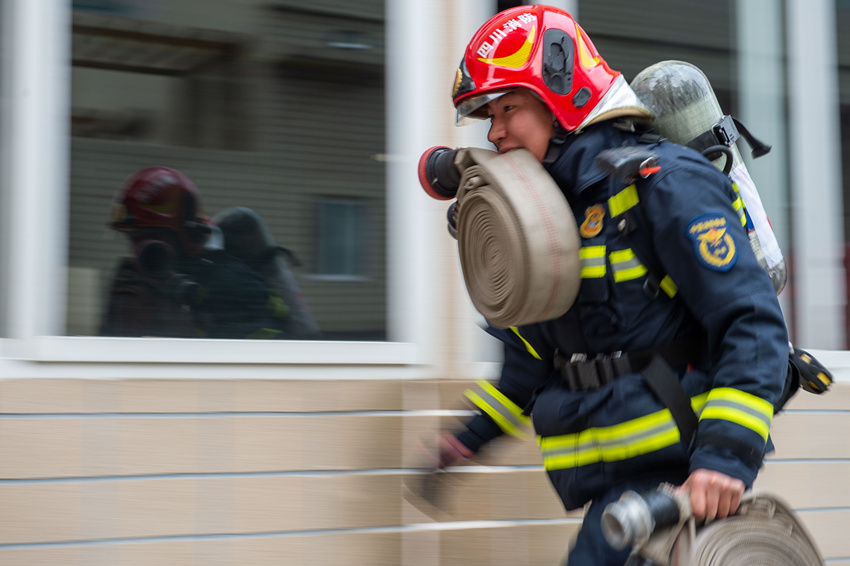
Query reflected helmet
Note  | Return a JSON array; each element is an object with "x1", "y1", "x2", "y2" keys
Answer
[
  {"x1": 452, "y1": 5, "x2": 621, "y2": 132},
  {"x1": 109, "y1": 166, "x2": 211, "y2": 254}
]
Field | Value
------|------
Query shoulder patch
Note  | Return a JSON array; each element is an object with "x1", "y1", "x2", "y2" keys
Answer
[{"x1": 687, "y1": 213, "x2": 738, "y2": 271}]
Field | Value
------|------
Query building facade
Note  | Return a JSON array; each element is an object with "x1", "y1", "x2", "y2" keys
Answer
[{"x1": 0, "y1": 0, "x2": 847, "y2": 564}]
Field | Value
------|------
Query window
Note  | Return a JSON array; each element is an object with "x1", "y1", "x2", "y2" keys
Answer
[
  {"x1": 67, "y1": 0, "x2": 387, "y2": 341},
  {"x1": 317, "y1": 198, "x2": 369, "y2": 278}
]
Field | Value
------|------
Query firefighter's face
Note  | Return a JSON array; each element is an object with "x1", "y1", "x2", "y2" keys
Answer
[{"x1": 485, "y1": 88, "x2": 555, "y2": 162}]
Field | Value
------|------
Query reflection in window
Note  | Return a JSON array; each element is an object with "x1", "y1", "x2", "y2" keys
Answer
[{"x1": 67, "y1": 1, "x2": 386, "y2": 340}]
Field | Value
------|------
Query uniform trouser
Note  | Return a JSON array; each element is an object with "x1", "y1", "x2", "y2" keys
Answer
[{"x1": 563, "y1": 469, "x2": 689, "y2": 566}]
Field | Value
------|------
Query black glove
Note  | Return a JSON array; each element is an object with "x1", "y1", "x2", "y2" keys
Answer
[{"x1": 789, "y1": 346, "x2": 833, "y2": 394}]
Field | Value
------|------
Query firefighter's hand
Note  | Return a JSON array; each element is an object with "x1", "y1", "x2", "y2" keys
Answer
[
  {"x1": 437, "y1": 432, "x2": 474, "y2": 469},
  {"x1": 682, "y1": 469, "x2": 745, "y2": 521}
]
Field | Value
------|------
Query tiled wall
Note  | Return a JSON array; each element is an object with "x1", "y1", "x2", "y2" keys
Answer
[{"x1": 0, "y1": 378, "x2": 845, "y2": 565}]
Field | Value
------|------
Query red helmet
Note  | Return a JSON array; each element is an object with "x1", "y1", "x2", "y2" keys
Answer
[
  {"x1": 452, "y1": 5, "x2": 625, "y2": 132},
  {"x1": 109, "y1": 166, "x2": 211, "y2": 256}
]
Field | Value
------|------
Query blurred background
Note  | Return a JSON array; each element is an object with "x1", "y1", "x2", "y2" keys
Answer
[{"x1": 0, "y1": 0, "x2": 847, "y2": 564}]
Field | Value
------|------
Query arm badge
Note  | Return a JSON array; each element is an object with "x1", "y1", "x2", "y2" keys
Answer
[{"x1": 687, "y1": 213, "x2": 738, "y2": 271}]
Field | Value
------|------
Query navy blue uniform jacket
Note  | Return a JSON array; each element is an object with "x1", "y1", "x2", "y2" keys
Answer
[{"x1": 456, "y1": 122, "x2": 788, "y2": 511}]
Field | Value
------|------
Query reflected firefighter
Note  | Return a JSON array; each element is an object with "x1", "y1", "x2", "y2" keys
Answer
[{"x1": 101, "y1": 166, "x2": 319, "y2": 339}]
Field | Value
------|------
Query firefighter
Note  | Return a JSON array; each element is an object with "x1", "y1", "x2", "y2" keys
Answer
[
  {"x1": 431, "y1": 6, "x2": 789, "y2": 565},
  {"x1": 213, "y1": 206, "x2": 322, "y2": 340},
  {"x1": 101, "y1": 166, "x2": 287, "y2": 339}
]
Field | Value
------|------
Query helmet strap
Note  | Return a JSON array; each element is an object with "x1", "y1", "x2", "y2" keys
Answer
[
  {"x1": 543, "y1": 121, "x2": 570, "y2": 165},
  {"x1": 551, "y1": 120, "x2": 569, "y2": 144}
]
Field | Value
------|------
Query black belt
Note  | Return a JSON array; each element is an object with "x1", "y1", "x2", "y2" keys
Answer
[
  {"x1": 554, "y1": 339, "x2": 708, "y2": 446},
  {"x1": 553, "y1": 340, "x2": 706, "y2": 392}
]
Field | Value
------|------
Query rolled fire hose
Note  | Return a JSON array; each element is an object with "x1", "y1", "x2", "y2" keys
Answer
[
  {"x1": 678, "y1": 494, "x2": 824, "y2": 565},
  {"x1": 452, "y1": 147, "x2": 581, "y2": 329},
  {"x1": 629, "y1": 492, "x2": 825, "y2": 566}
]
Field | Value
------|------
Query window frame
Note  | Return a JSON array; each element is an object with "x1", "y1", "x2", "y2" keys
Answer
[{"x1": 0, "y1": 0, "x2": 454, "y2": 372}]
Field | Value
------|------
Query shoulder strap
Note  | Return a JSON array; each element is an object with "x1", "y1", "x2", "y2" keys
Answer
[{"x1": 607, "y1": 181, "x2": 677, "y2": 299}]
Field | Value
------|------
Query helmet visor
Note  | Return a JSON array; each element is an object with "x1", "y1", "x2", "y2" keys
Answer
[{"x1": 455, "y1": 91, "x2": 512, "y2": 126}]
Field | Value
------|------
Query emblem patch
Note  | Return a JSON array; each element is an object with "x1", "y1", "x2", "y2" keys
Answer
[
  {"x1": 579, "y1": 204, "x2": 605, "y2": 238},
  {"x1": 687, "y1": 213, "x2": 738, "y2": 271}
]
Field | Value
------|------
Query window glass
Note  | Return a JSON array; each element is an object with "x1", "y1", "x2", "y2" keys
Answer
[
  {"x1": 317, "y1": 198, "x2": 368, "y2": 278},
  {"x1": 68, "y1": 0, "x2": 386, "y2": 340},
  {"x1": 579, "y1": 1, "x2": 738, "y2": 114}
]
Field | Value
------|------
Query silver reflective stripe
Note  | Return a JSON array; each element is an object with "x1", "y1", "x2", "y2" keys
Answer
[
  {"x1": 580, "y1": 246, "x2": 607, "y2": 278},
  {"x1": 465, "y1": 380, "x2": 530, "y2": 438}
]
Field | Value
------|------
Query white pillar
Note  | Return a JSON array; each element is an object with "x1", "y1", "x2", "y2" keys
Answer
[
  {"x1": 786, "y1": 0, "x2": 845, "y2": 348},
  {"x1": 386, "y1": 0, "x2": 454, "y2": 365},
  {"x1": 736, "y1": 0, "x2": 792, "y2": 325},
  {"x1": 1, "y1": 0, "x2": 70, "y2": 339}
]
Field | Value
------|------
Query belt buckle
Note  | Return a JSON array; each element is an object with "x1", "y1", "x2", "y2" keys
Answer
[{"x1": 570, "y1": 353, "x2": 587, "y2": 363}]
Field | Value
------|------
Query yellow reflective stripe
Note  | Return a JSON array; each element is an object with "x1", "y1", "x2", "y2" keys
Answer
[
  {"x1": 608, "y1": 184, "x2": 639, "y2": 217},
  {"x1": 609, "y1": 249, "x2": 648, "y2": 282},
  {"x1": 700, "y1": 387, "x2": 773, "y2": 441},
  {"x1": 465, "y1": 379, "x2": 530, "y2": 439},
  {"x1": 732, "y1": 195, "x2": 747, "y2": 227},
  {"x1": 539, "y1": 390, "x2": 713, "y2": 471},
  {"x1": 245, "y1": 328, "x2": 284, "y2": 340},
  {"x1": 580, "y1": 246, "x2": 606, "y2": 278},
  {"x1": 267, "y1": 295, "x2": 290, "y2": 319},
  {"x1": 509, "y1": 326, "x2": 542, "y2": 360},
  {"x1": 540, "y1": 408, "x2": 681, "y2": 471},
  {"x1": 659, "y1": 275, "x2": 678, "y2": 298},
  {"x1": 691, "y1": 391, "x2": 710, "y2": 414},
  {"x1": 731, "y1": 183, "x2": 748, "y2": 227}
]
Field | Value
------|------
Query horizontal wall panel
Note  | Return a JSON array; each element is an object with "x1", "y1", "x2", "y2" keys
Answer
[
  {"x1": 0, "y1": 523, "x2": 581, "y2": 566},
  {"x1": 10, "y1": 377, "x2": 838, "y2": 415},
  {"x1": 780, "y1": 382, "x2": 850, "y2": 411},
  {"x1": 0, "y1": 379, "x2": 412, "y2": 414},
  {"x1": 0, "y1": 470, "x2": 574, "y2": 546},
  {"x1": 0, "y1": 415, "x2": 423, "y2": 478},
  {"x1": 768, "y1": 412, "x2": 850, "y2": 459},
  {"x1": 796, "y1": 509, "x2": 850, "y2": 561},
  {"x1": 0, "y1": 413, "x2": 549, "y2": 479},
  {"x1": 0, "y1": 378, "x2": 478, "y2": 414},
  {"x1": 754, "y1": 461, "x2": 850, "y2": 509}
]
